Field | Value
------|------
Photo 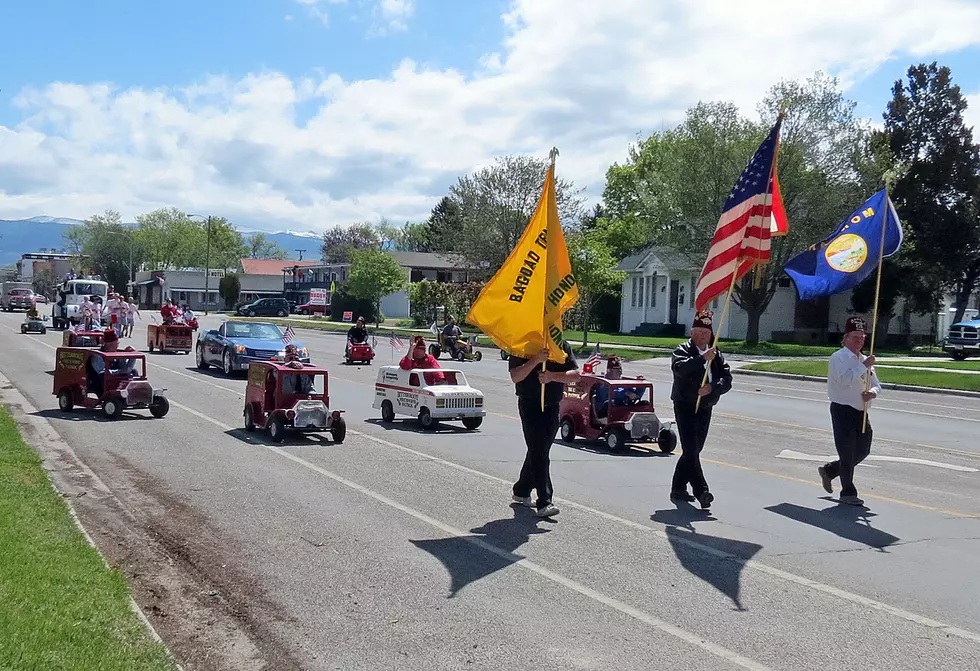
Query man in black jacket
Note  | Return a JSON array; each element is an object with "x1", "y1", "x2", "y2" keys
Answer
[{"x1": 670, "y1": 309, "x2": 732, "y2": 510}]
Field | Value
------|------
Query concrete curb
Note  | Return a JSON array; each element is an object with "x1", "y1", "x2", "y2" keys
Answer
[
  {"x1": 732, "y1": 368, "x2": 980, "y2": 399},
  {"x1": 0, "y1": 374, "x2": 184, "y2": 671}
]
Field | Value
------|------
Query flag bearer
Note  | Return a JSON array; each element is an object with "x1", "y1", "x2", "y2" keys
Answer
[
  {"x1": 669, "y1": 309, "x2": 732, "y2": 510},
  {"x1": 818, "y1": 316, "x2": 881, "y2": 506}
]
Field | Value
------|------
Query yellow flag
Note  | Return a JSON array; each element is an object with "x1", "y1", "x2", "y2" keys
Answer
[{"x1": 466, "y1": 157, "x2": 579, "y2": 362}]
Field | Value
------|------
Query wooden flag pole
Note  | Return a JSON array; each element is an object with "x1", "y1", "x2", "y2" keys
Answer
[
  {"x1": 541, "y1": 146, "x2": 560, "y2": 412},
  {"x1": 695, "y1": 267, "x2": 738, "y2": 413},
  {"x1": 862, "y1": 190, "x2": 890, "y2": 433}
]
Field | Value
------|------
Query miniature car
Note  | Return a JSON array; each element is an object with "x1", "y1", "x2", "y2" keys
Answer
[
  {"x1": 52, "y1": 347, "x2": 169, "y2": 420},
  {"x1": 21, "y1": 316, "x2": 47, "y2": 334},
  {"x1": 147, "y1": 323, "x2": 194, "y2": 354},
  {"x1": 558, "y1": 372, "x2": 676, "y2": 453},
  {"x1": 197, "y1": 320, "x2": 309, "y2": 376},
  {"x1": 428, "y1": 334, "x2": 483, "y2": 362},
  {"x1": 63, "y1": 329, "x2": 105, "y2": 348},
  {"x1": 373, "y1": 365, "x2": 485, "y2": 430},
  {"x1": 345, "y1": 341, "x2": 375, "y2": 365},
  {"x1": 243, "y1": 361, "x2": 346, "y2": 443}
]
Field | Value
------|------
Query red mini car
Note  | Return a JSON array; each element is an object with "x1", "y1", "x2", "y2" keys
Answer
[
  {"x1": 52, "y1": 347, "x2": 170, "y2": 420},
  {"x1": 147, "y1": 323, "x2": 194, "y2": 354},
  {"x1": 558, "y1": 372, "x2": 676, "y2": 453},
  {"x1": 345, "y1": 342, "x2": 375, "y2": 365},
  {"x1": 62, "y1": 329, "x2": 105, "y2": 348},
  {"x1": 243, "y1": 360, "x2": 346, "y2": 443}
]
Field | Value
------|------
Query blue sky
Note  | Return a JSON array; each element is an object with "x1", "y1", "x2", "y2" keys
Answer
[{"x1": 2, "y1": 0, "x2": 979, "y2": 233}]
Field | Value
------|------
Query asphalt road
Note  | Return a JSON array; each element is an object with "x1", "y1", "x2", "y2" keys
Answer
[{"x1": 2, "y1": 312, "x2": 979, "y2": 671}]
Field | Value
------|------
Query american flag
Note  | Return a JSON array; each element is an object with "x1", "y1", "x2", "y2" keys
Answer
[
  {"x1": 584, "y1": 343, "x2": 601, "y2": 369},
  {"x1": 282, "y1": 325, "x2": 295, "y2": 343},
  {"x1": 694, "y1": 116, "x2": 786, "y2": 312},
  {"x1": 389, "y1": 332, "x2": 404, "y2": 351}
]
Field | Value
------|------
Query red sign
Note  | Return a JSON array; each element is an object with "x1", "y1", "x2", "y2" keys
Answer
[{"x1": 342, "y1": 311, "x2": 353, "y2": 323}]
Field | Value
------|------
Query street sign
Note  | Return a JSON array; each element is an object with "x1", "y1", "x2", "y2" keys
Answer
[{"x1": 342, "y1": 311, "x2": 353, "y2": 322}]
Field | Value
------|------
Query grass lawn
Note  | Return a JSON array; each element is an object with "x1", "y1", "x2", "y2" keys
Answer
[
  {"x1": 0, "y1": 407, "x2": 175, "y2": 671},
  {"x1": 876, "y1": 359, "x2": 980, "y2": 371},
  {"x1": 741, "y1": 361, "x2": 980, "y2": 392}
]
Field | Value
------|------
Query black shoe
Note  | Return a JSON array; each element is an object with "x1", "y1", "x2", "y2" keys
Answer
[
  {"x1": 670, "y1": 491, "x2": 696, "y2": 503},
  {"x1": 697, "y1": 491, "x2": 714, "y2": 510}
]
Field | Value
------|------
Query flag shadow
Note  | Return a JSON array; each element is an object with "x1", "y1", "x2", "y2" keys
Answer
[
  {"x1": 409, "y1": 506, "x2": 551, "y2": 598},
  {"x1": 765, "y1": 501, "x2": 900, "y2": 551},
  {"x1": 651, "y1": 507, "x2": 763, "y2": 612}
]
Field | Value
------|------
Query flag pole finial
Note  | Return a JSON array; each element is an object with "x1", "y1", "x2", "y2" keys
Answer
[{"x1": 549, "y1": 147, "x2": 559, "y2": 167}]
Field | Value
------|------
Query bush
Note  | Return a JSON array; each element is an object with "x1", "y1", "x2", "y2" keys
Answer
[
  {"x1": 329, "y1": 286, "x2": 378, "y2": 323},
  {"x1": 407, "y1": 280, "x2": 485, "y2": 327}
]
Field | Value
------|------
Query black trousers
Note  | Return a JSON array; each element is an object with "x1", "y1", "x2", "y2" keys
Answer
[
  {"x1": 514, "y1": 398, "x2": 561, "y2": 508},
  {"x1": 671, "y1": 402, "x2": 713, "y2": 497},
  {"x1": 823, "y1": 403, "x2": 873, "y2": 497}
]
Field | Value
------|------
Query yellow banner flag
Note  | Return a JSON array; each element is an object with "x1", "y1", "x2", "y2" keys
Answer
[{"x1": 466, "y1": 155, "x2": 579, "y2": 362}]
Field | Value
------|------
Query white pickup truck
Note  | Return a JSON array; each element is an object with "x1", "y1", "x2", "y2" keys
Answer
[{"x1": 373, "y1": 365, "x2": 485, "y2": 430}]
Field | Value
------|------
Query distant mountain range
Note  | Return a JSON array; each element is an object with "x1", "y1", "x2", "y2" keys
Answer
[{"x1": 0, "y1": 216, "x2": 322, "y2": 267}]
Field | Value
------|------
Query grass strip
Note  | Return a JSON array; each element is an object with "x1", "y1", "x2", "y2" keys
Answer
[
  {"x1": 740, "y1": 361, "x2": 980, "y2": 392},
  {"x1": 0, "y1": 406, "x2": 175, "y2": 671}
]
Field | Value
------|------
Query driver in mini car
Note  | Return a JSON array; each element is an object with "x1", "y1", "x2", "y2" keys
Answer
[{"x1": 399, "y1": 336, "x2": 445, "y2": 384}]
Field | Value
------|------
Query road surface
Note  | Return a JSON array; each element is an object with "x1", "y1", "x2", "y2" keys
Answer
[{"x1": 1, "y1": 312, "x2": 978, "y2": 671}]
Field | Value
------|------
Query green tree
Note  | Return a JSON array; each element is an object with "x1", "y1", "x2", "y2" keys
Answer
[
  {"x1": 346, "y1": 249, "x2": 407, "y2": 325},
  {"x1": 567, "y1": 229, "x2": 625, "y2": 346},
  {"x1": 884, "y1": 62, "x2": 980, "y2": 325},
  {"x1": 321, "y1": 223, "x2": 380, "y2": 263},
  {"x1": 219, "y1": 273, "x2": 242, "y2": 309},
  {"x1": 423, "y1": 196, "x2": 463, "y2": 251},
  {"x1": 399, "y1": 221, "x2": 432, "y2": 252},
  {"x1": 65, "y1": 210, "x2": 136, "y2": 291},
  {"x1": 245, "y1": 232, "x2": 287, "y2": 260},
  {"x1": 32, "y1": 268, "x2": 57, "y2": 299}
]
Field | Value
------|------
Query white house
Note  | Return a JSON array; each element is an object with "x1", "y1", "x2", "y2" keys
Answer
[{"x1": 617, "y1": 245, "x2": 938, "y2": 343}]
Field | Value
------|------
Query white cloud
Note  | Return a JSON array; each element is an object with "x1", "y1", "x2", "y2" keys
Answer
[
  {"x1": 370, "y1": 0, "x2": 415, "y2": 35},
  {"x1": 2, "y1": 0, "x2": 980, "y2": 232},
  {"x1": 295, "y1": 0, "x2": 347, "y2": 27}
]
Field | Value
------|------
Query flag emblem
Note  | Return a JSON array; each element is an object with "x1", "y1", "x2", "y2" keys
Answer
[
  {"x1": 584, "y1": 344, "x2": 601, "y2": 369},
  {"x1": 389, "y1": 333, "x2": 404, "y2": 351},
  {"x1": 282, "y1": 325, "x2": 295, "y2": 343}
]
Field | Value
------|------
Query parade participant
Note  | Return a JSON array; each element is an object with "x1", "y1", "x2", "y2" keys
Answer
[
  {"x1": 442, "y1": 316, "x2": 464, "y2": 358},
  {"x1": 124, "y1": 296, "x2": 140, "y2": 337},
  {"x1": 818, "y1": 316, "x2": 881, "y2": 506},
  {"x1": 81, "y1": 295, "x2": 98, "y2": 329},
  {"x1": 508, "y1": 339, "x2": 579, "y2": 518},
  {"x1": 399, "y1": 336, "x2": 444, "y2": 384},
  {"x1": 605, "y1": 356, "x2": 623, "y2": 379},
  {"x1": 182, "y1": 304, "x2": 194, "y2": 324},
  {"x1": 282, "y1": 343, "x2": 315, "y2": 393},
  {"x1": 669, "y1": 309, "x2": 732, "y2": 510},
  {"x1": 346, "y1": 317, "x2": 370, "y2": 357},
  {"x1": 161, "y1": 299, "x2": 178, "y2": 324}
]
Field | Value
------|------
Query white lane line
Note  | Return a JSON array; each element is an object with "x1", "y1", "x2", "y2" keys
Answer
[
  {"x1": 10, "y1": 325, "x2": 980, "y2": 646},
  {"x1": 160, "y1": 398, "x2": 768, "y2": 671},
  {"x1": 777, "y1": 449, "x2": 979, "y2": 473}
]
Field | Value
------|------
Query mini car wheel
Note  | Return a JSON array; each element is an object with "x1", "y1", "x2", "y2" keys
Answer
[
  {"x1": 149, "y1": 396, "x2": 170, "y2": 418},
  {"x1": 331, "y1": 417, "x2": 347, "y2": 443},
  {"x1": 461, "y1": 416, "x2": 483, "y2": 430},
  {"x1": 148, "y1": 342, "x2": 154, "y2": 352},
  {"x1": 196, "y1": 345, "x2": 210, "y2": 369},
  {"x1": 657, "y1": 428, "x2": 678, "y2": 453},
  {"x1": 268, "y1": 415, "x2": 286, "y2": 443},
  {"x1": 499, "y1": 349, "x2": 509, "y2": 360},
  {"x1": 428, "y1": 344, "x2": 441, "y2": 359},
  {"x1": 103, "y1": 399, "x2": 124, "y2": 420},
  {"x1": 605, "y1": 428, "x2": 628, "y2": 453},
  {"x1": 474, "y1": 350, "x2": 483, "y2": 361},
  {"x1": 381, "y1": 400, "x2": 395, "y2": 423},
  {"x1": 20, "y1": 326, "x2": 26, "y2": 334},
  {"x1": 559, "y1": 418, "x2": 575, "y2": 442},
  {"x1": 222, "y1": 350, "x2": 234, "y2": 376},
  {"x1": 419, "y1": 407, "x2": 437, "y2": 430},
  {"x1": 58, "y1": 389, "x2": 74, "y2": 412},
  {"x1": 456, "y1": 350, "x2": 466, "y2": 362},
  {"x1": 244, "y1": 406, "x2": 256, "y2": 432}
]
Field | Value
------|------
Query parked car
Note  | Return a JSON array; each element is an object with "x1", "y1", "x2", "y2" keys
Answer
[
  {"x1": 943, "y1": 317, "x2": 980, "y2": 360},
  {"x1": 196, "y1": 320, "x2": 309, "y2": 376},
  {"x1": 296, "y1": 302, "x2": 330, "y2": 316},
  {"x1": 236, "y1": 298, "x2": 291, "y2": 318}
]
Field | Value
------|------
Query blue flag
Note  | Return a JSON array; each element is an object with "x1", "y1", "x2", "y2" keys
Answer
[{"x1": 783, "y1": 190, "x2": 903, "y2": 301}]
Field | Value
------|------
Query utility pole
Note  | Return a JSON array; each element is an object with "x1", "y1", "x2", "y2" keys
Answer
[
  {"x1": 296, "y1": 249, "x2": 306, "y2": 261},
  {"x1": 204, "y1": 215, "x2": 212, "y2": 316}
]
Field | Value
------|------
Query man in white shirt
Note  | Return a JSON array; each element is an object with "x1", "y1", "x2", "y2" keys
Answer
[{"x1": 819, "y1": 316, "x2": 882, "y2": 506}]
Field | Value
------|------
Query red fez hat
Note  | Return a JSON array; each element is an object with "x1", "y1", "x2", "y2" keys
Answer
[
  {"x1": 844, "y1": 316, "x2": 867, "y2": 333},
  {"x1": 692, "y1": 309, "x2": 714, "y2": 331},
  {"x1": 103, "y1": 328, "x2": 119, "y2": 343}
]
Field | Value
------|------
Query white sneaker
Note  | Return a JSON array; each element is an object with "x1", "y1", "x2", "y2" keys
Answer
[
  {"x1": 511, "y1": 494, "x2": 533, "y2": 507},
  {"x1": 535, "y1": 504, "x2": 560, "y2": 518}
]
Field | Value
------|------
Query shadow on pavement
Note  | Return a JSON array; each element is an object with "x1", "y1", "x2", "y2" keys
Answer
[
  {"x1": 651, "y1": 506, "x2": 762, "y2": 612},
  {"x1": 555, "y1": 439, "x2": 670, "y2": 458},
  {"x1": 410, "y1": 505, "x2": 552, "y2": 598},
  {"x1": 31, "y1": 408, "x2": 158, "y2": 423},
  {"x1": 765, "y1": 501, "x2": 900, "y2": 551},
  {"x1": 223, "y1": 427, "x2": 335, "y2": 447},
  {"x1": 363, "y1": 418, "x2": 474, "y2": 435}
]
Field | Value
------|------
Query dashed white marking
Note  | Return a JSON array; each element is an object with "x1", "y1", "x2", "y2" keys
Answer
[{"x1": 777, "y1": 449, "x2": 978, "y2": 473}]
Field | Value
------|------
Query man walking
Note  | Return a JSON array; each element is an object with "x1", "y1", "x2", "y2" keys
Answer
[
  {"x1": 670, "y1": 309, "x2": 732, "y2": 510},
  {"x1": 508, "y1": 339, "x2": 579, "y2": 518},
  {"x1": 818, "y1": 316, "x2": 881, "y2": 506}
]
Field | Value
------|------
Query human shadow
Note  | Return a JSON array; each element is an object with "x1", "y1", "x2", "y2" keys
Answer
[
  {"x1": 651, "y1": 506, "x2": 762, "y2": 612},
  {"x1": 765, "y1": 501, "x2": 900, "y2": 551},
  {"x1": 410, "y1": 506, "x2": 551, "y2": 598}
]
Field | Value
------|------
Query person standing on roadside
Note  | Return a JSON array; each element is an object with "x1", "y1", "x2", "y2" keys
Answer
[
  {"x1": 670, "y1": 309, "x2": 732, "y2": 510},
  {"x1": 818, "y1": 316, "x2": 881, "y2": 507},
  {"x1": 508, "y1": 339, "x2": 580, "y2": 518}
]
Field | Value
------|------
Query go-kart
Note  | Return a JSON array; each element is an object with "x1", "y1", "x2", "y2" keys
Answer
[
  {"x1": 428, "y1": 334, "x2": 483, "y2": 362},
  {"x1": 63, "y1": 329, "x2": 105, "y2": 348},
  {"x1": 373, "y1": 365, "x2": 485, "y2": 430},
  {"x1": 52, "y1": 347, "x2": 169, "y2": 420},
  {"x1": 147, "y1": 322, "x2": 194, "y2": 354},
  {"x1": 558, "y1": 371, "x2": 676, "y2": 453},
  {"x1": 243, "y1": 361, "x2": 346, "y2": 443},
  {"x1": 21, "y1": 314, "x2": 47, "y2": 334},
  {"x1": 345, "y1": 340, "x2": 375, "y2": 365}
]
